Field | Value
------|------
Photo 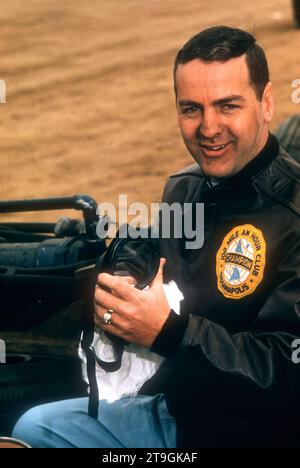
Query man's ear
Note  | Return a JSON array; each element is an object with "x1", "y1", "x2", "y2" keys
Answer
[{"x1": 262, "y1": 82, "x2": 275, "y2": 124}]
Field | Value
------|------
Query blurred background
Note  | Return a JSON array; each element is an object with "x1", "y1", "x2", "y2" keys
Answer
[{"x1": 0, "y1": 0, "x2": 300, "y2": 223}]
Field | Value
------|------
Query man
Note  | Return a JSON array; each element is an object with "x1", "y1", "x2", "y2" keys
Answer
[{"x1": 13, "y1": 26, "x2": 300, "y2": 447}]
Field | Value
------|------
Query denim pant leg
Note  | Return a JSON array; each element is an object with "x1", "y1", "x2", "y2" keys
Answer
[{"x1": 12, "y1": 394, "x2": 177, "y2": 448}]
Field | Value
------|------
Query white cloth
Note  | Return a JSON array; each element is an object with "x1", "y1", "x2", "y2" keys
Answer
[{"x1": 78, "y1": 280, "x2": 184, "y2": 403}]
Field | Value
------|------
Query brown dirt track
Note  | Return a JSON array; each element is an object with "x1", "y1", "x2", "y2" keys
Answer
[{"x1": 1, "y1": 0, "x2": 300, "y2": 225}]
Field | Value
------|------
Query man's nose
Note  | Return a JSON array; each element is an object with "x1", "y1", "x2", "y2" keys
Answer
[{"x1": 198, "y1": 109, "x2": 222, "y2": 139}]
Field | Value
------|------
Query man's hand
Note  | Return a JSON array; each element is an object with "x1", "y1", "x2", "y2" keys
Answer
[{"x1": 94, "y1": 258, "x2": 170, "y2": 348}]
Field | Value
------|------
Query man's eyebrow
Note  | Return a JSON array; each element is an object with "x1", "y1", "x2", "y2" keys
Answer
[
  {"x1": 213, "y1": 95, "x2": 245, "y2": 105},
  {"x1": 178, "y1": 100, "x2": 202, "y2": 107},
  {"x1": 178, "y1": 95, "x2": 245, "y2": 107}
]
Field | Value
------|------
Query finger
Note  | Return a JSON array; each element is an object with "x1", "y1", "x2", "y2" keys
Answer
[
  {"x1": 99, "y1": 322, "x2": 129, "y2": 342},
  {"x1": 97, "y1": 274, "x2": 136, "y2": 286},
  {"x1": 149, "y1": 257, "x2": 166, "y2": 289},
  {"x1": 94, "y1": 285, "x2": 124, "y2": 313},
  {"x1": 95, "y1": 276, "x2": 136, "y2": 302},
  {"x1": 94, "y1": 309, "x2": 128, "y2": 340},
  {"x1": 94, "y1": 302, "x2": 117, "y2": 326},
  {"x1": 97, "y1": 273, "x2": 136, "y2": 301},
  {"x1": 117, "y1": 276, "x2": 136, "y2": 286},
  {"x1": 109, "y1": 276, "x2": 136, "y2": 298}
]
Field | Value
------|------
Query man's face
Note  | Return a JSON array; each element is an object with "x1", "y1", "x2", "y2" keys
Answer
[{"x1": 175, "y1": 56, "x2": 274, "y2": 178}]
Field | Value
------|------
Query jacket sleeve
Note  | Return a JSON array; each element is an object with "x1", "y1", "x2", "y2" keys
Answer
[{"x1": 150, "y1": 237, "x2": 300, "y2": 423}]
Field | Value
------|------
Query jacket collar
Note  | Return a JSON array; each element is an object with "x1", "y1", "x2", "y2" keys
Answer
[{"x1": 205, "y1": 133, "x2": 279, "y2": 188}]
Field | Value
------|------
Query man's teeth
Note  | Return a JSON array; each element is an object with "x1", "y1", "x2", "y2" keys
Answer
[{"x1": 203, "y1": 144, "x2": 227, "y2": 151}]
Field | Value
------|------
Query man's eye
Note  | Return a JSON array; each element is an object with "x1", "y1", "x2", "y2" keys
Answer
[
  {"x1": 222, "y1": 104, "x2": 239, "y2": 111},
  {"x1": 183, "y1": 106, "x2": 200, "y2": 114}
]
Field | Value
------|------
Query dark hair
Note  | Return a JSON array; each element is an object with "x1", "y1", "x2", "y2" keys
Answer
[{"x1": 174, "y1": 26, "x2": 269, "y2": 100}]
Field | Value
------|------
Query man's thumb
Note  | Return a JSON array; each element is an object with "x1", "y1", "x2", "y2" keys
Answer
[{"x1": 150, "y1": 257, "x2": 166, "y2": 288}]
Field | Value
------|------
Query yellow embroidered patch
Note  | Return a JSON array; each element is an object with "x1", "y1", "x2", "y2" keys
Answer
[{"x1": 216, "y1": 224, "x2": 266, "y2": 300}]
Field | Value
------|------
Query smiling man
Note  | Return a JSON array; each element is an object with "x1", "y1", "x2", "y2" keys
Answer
[
  {"x1": 13, "y1": 26, "x2": 300, "y2": 448},
  {"x1": 175, "y1": 55, "x2": 273, "y2": 178}
]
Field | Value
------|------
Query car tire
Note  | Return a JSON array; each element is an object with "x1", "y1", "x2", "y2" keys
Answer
[{"x1": 0, "y1": 353, "x2": 87, "y2": 436}]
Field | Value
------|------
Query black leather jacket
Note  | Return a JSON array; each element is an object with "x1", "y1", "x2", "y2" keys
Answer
[{"x1": 141, "y1": 134, "x2": 300, "y2": 447}]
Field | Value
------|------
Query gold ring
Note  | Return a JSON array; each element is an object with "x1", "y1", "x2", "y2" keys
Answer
[{"x1": 103, "y1": 310, "x2": 113, "y2": 325}]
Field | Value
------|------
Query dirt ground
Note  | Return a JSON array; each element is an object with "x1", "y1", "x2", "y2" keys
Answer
[{"x1": 1, "y1": 0, "x2": 300, "y2": 226}]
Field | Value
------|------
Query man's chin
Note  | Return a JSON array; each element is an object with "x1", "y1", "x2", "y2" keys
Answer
[
  {"x1": 192, "y1": 151, "x2": 238, "y2": 178},
  {"x1": 199, "y1": 162, "x2": 236, "y2": 179}
]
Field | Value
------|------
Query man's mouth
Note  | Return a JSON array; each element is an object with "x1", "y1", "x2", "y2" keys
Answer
[{"x1": 199, "y1": 141, "x2": 232, "y2": 157}]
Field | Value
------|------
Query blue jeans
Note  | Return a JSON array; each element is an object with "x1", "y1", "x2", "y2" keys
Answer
[{"x1": 12, "y1": 394, "x2": 176, "y2": 448}]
